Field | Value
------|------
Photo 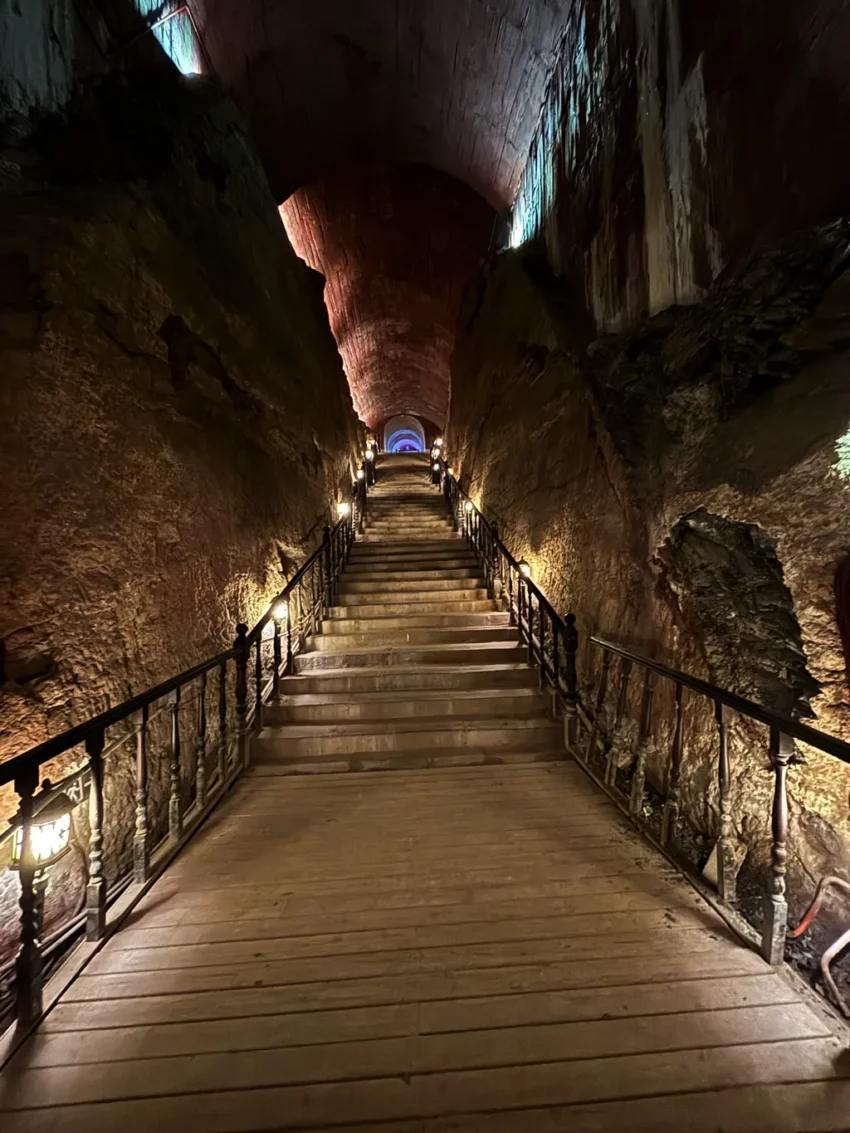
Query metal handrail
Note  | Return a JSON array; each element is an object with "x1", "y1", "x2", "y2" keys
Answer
[{"x1": 1, "y1": 459, "x2": 371, "y2": 1032}]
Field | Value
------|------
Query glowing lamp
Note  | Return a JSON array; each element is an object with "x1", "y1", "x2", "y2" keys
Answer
[
  {"x1": 273, "y1": 601, "x2": 288, "y2": 622},
  {"x1": 435, "y1": 437, "x2": 444, "y2": 448},
  {"x1": 447, "y1": 467, "x2": 455, "y2": 477},
  {"x1": 464, "y1": 500, "x2": 474, "y2": 514},
  {"x1": 337, "y1": 501, "x2": 351, "y2": 518},
  {"x1": 433, "y1": 463, "x2": 441, "y2": 472},
  {"x1": 11, "y1": 788, "x2": 74, "y2": 871},
  {"x1": 365, "y1": 450, "x2": 375, "y2": 461},
  {"x1": 518, "y1": 560, "x2": 532, "y2": 579},
  {"x1": 356, "y1": 469, "x2": 365, "y2": 481}
]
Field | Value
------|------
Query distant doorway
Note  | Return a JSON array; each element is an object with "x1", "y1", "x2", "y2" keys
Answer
[{"x1": 384, "y1": 415, "x2": 426, "y2": 453}]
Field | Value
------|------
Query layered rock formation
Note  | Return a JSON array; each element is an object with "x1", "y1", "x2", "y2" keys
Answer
[
  {"x1": 0, "y1": 67, "x2": 360, "y2": 956},
  {"x1": 448, "y1": 224, "x2": 850, "y2": 911}
]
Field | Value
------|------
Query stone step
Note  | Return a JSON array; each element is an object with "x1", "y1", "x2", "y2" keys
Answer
[
  {"x1": 248, "y1": 746, "x2": 561, "y2": 776},
  {"x1": 265, "y1": 687, "x2": 549, "y2": 725},
  {"x1": 345, "y1": 557, "x2": 478, "y2": 572},
  {"x1": 278, "y1": 663, "x2": 536, "y2": 696},
  {"x1": 294, "y1": 640, "x2": 527, "y2": 671},
  {"x1": 340, "y1": 567, "x2": 480, "y2": 583},
  {"x1": 254, "y1": 715, "x2": 561, "y2": 759},
  {"x1": 354, "y1": 537, "x2": 465, "y2": 550},
  {"x1": 329, "y1": 598, "x2": 495, "y2": 618},
  {"x1": 337, "y1": 579, "x2": 486, "y2": 596},
  {"x1": 321, "y1": 612, "x2": 510, "y2": 637},
  {"x1": 349, "y1": 545, "x2": 472, "y2": 560},
  {"x1": 311, "y1": 625, "x2": 518, "y2": 651}
]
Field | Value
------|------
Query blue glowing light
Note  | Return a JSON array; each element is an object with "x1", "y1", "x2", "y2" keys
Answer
[{"x1": 136, "y1": 2, "x2": 201, "y2": 75}]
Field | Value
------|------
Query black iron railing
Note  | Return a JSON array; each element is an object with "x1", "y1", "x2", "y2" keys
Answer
[
  {"x1": 0, "y1": 463, "x2": 370, "y2": 1033},
  {"x1": 433, "y1": 454, "x2": 850, "y2": 988}
]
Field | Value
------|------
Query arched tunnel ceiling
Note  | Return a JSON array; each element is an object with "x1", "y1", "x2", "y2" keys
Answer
[{"x1": 187, "y1": 0, "x2": 571, "y2": 209}]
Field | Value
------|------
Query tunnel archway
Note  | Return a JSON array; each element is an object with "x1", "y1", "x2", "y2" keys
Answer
[{"x1": 384, "y1": 415, "x2": 426, "y2": 453}]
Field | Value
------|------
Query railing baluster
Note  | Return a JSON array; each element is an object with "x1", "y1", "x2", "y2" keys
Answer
[
  {"x1": 86, "y1": 727, "x2": 107, "y2": 940},
  {"x1": 507, "y1": 563, "x2": 515, "y2": 624},
  {"x1": 715, "y1": 701, "x2": 737, "y2": 903},
  {"x1": 605, "y1": 658, "x2": 632, "y2": 786},
  {"x1": 661, "y1": 681, "x2": 685, "y2": 846},
  {"x1": 538, "y1": 604, "x2": 546, "y2": 689},
  {"x1": 762, "y1": 728, "x2": 793, "y2": 964},
  {"x1": 550, "y1": 618, "x2": 560, "y2": 715},
  {"x1": 218, "y1": 660, "x2": 228, "y2": 781},
  {"x1": 234, "y1": 624, "x2": 249, "y2": 768},
  {"x1": 254, "y1": 636, "x2": 262, "y2": 728},
  {"x1": 168, "y1": 688, "x2": 183, "y2": 841},
  {"x1": 273, "y1": 616, "x2": 282, "y2": 699},
  {"x1": 585, "y1": 648, "x2": 611, "y2": 762},
  {"x1": 196, "y1": 670, "x2": 207, "y2": 811},
  {"x1": 14, "y1": 764, "x2": 42, "y2": 1025},
  {"x1": 134, "y1": 705, "x2": 149, "y2": 884},
  {"x1": 563, "y1": 613, "x2": 579, "y2": 745},
  {"x1": 323, "y1": 524, "x2": 332, "y2": 612},
  {"x1": 630, "y1": 670, "x2": 656, "y2": 817}
]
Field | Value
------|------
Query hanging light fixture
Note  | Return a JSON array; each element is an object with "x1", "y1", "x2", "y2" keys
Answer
[
  {"x1": 272, "y1": 600, "x2": 289, "y2": 622},
  {"x1": 365, "y1": 449, "x2": 375, "y2": 461},
  {"x1": 10, "y1": 785, "x2": 74, "y2": 872},
  {"x1": 464, "y1": 500, "x2": 474, "y2": 514},
  {"x1": 518, "y1": 560, "x2": 532, "y2": 578},
  {"x1": 435, "y1": 437, "x2": 444, "y2": 448},
  {"x1": 337, "y1": 501, "x2": 351, "y2": 518}
]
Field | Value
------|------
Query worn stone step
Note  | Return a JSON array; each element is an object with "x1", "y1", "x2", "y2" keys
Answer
[
  {"x1": 337, "y1": 579, "x2": 486, "y2": 597},
  {"x1": 348, "y1": 548, "x2": 474, "y2": 563},
  {"x1": 254, "y1": 716, "x2": 562, "y2": 758},
  {"x1": 344, "y1": 559, "x2": 478, "y2": 574},
  {"x1": 266, "y1": 687, "x2": 549, "y2": 725},
  {"x1": 278, "y1": 664, "x2": 536, "y2": 696},
  {"x1": 249, "y1": 746, "x2": 562, "y2": 775},
  {"x1": 323, "y1": 612, "x2": 507, "y2": 635},
  {"x1": 329, "y1": 599, "x2": 496, "y2": 619},
  {"x1": 340, "y1": 567, "x2": 481, "y2": 583},
  {"x1": 354, "y1": 538, "x2": 465, "y2": 550},
  {"x1": 295, "y1": 641, "x2": 527, "y2": 671},
  {"x1": 313, "y1": 624, "x2": 516, "y2": 650}
]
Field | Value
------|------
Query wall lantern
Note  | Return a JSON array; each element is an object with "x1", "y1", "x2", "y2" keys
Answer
[
  {"x1": 337, "y1": 501, "x2": 351, "y2": 518},
  {"x1": 464, "y1": 500, "x2": 474, "y2": 514},
  {"x1": 356, "y1": 469, "x2": 366, "y2": 481},
  {"x1": 447, "y1": 467, "x2": 455, "y2": 477},
  {"x1": 272, "y1": 600, "x2": 289, "y2": 623},
  {"x1": 365, "y1": 450, "x2": 375, "y2": 461},
  {"x1": 10, "y1": 784, "x2": 74, "y2": 872},
  {"x1": 435, "y1": 437, "x2": 444, "y2": 448},
  {"x1": 433, "y1": 463, "x2": 441, "y2": 473},
  {"x1": 518, "y1": 560, "x2": 532, "y2": 579}
]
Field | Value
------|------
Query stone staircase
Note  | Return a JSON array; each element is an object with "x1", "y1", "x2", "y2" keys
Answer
[{"x1": 253, "y1": 452, "x2": 562, "y2": 774}]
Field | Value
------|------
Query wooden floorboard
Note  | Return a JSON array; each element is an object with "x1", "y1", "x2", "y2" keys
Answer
[{"x1": 1, "y1": 762, "x2": 847, "y2": 1131}]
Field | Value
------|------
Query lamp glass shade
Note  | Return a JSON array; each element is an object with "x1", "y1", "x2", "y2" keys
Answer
[
  {"x1": 356, "y1": 469, "x2": 365, "y2": 480},
  {"x1": 464, "y1": 500, "x2": 474, "y2": 513},
  {"x1": 272, "y1": 601, "x2": 288, "y2": 622},
  {"x1": 518, "y1": 560, "x2": 532, "y2": 578},
  {"x1": 447, "y1": 467, "x2": 455, "y2": 476},
  {"x1": 11, "y1": 792, "x2": 73, "y2": 870},
  {"x1": 365, "y1": 450, "x2": 374, "y2": 460},
  {"x1": 337, "y1": 501, "x2": 351, "y2": 517},
  {"x1": 433, "y1": 463, "x2": 440, "y2": 472}
]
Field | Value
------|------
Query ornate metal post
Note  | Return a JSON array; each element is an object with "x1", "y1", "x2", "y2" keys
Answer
[
  {"x1": 563, "y1": 614, "x2": 579, "y2": 745},
  {"x1": 133, "y1": 705, "x2": 149, "y2": 884},
  {"x1": 218, "y1": 660, "x2": 228, "y2": 781},
  {"x1": 715, "y1": 701, "x2": 737, "y2": 903},
  {"x1": 526, "y1": 587, "x2": 535, "y2": 667},
  {"x1": 168, "y1": 687, "x2": 183, "y2": 841},
  {"x1": 322, "y1": 524, "x2": 332, "y2": 614},
  {"x1": 14, "y1": 764, "x2": 42, "y2": 1026},
  {"x1": 254, "y1": 636, "x2": 263, "y2": 730},
  {"x1": 196, "y1": 670, "x2": 207, "y2": 811},
  {"x1": 762, "y1": 728, "x2": 793, "y2": 965},
  {"x1": 85, "y1": 728, "x2": 107, "y2": 940},
  {"x1": 273, "y1": 616, "x2": 282, "y2": 698},
  {"x1": 630, "y1": 669, "x2": 656, "y2": 817},
  {"x1": 233, "y1": 623, "x2": 249, "y2": 769},
  {"x1": 538, "y1": 607, "x2": 547, "y2": 690},
  {"x1": 661, "y1": 682, "x2": 685, "y2": 846},
  {"x1": 585, "y1": 648, "x2": 611, "y2": 763},
  {"x1": 605, "y1": 658, "x2": 632, "y2": 786}
]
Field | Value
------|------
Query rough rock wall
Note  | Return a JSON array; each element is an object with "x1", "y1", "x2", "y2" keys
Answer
[
  {"x1": 449, "y1": 226, "x2": 850, "y2": 911},
  {"x1": 0, "y1": 69, "x2": 360, "y2": 952},
  {"x1": 281, "y1": 164, "x2": 493, "y2": 430},
  {"x1": 510, "y1": 0, "x2": 850, "y2": 330}
]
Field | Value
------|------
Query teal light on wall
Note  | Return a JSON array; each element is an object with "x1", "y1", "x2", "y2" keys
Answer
[{"x1": 136, "y1": 2, "x2": 202, "y2": 75}]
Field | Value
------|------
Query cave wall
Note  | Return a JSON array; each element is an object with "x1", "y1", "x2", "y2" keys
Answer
[
  {"x1": 0, "y1": 67, "x2": 361, "y2": 949},
  {"x1": 281, "y1": 164, "x2": 494, "y2": 430},
  {"x1": 509, "y1": 0, "x2": 850, "y2": 330},
  {"x1": 448, "y1": 225, "x2": 850, "y2": 909}
]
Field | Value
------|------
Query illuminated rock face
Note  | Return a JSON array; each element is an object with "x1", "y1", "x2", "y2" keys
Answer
[{"x1": 282, "y1": 164, "x2": 493, "y2": 430}]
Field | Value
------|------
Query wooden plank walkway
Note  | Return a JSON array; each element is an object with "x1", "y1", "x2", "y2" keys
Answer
[{"x1": 1, "y1": 760, "x2": 848, "y2": 1131}]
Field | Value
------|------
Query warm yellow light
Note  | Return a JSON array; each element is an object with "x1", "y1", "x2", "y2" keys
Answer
[
  {"x1": 464, "y1": 500, "x2": 474, "y2": 513},
  {"x1": 433, "y1": 463, "x2": 440, "y2": 472},
  {"x1": 337, "y1": 501, "x2": 351, "y2": 518},
  {"x1": 365, "y1": 449, "x2": 375, "y2": 460},
  {"x1": 435, "y1": 437, "x2": 444, "y2": 447},
  {"x1": 447, "y1": 467, "x2": 455, "y2": 477},
  {"x1": 273, "y1": 601, "x2": 288, "y2": 622},
  {"x1": 356, "y1": 469, "x2": 366, "y2": 480},
  {"x1": 11, "y1": 792, "x2": 73, "y2": 870},
  {"x1": 518, "y1": 560, "x2": 532, "y2": 578}
]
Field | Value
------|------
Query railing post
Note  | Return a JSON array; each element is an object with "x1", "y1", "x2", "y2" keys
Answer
[
  {"x1": 322, "y1": 525, "x2": 332, "y2": 614},
  {"x1": 273, "y1": 616, "x2": 282, "y2": 698},
  {"x1": 538, "y1": 605, "x2": 546, "y2": 690},
  {"x1": 630, "y1": 670, "x2": 656, "y2": 817},
  {"x1": 196, "y1": 670, "x2": 207, "y2": 811},
  {"x1": 661, "y1": 682, "x2": 685, "y2": 846},
  {"x1": 527, "y1": 587, "x2": 535, "y2": 667},
  {"x1": 85, "y1": 728, "x2": 107, "y2": 941},
  {"x1": 762, "y1": 728, "x2": 793, "y2": 965},
  {"x1": 507, "y1": 563, "x2": 515, "y2": 625},
  {"x1": 715, "y1": 701, "x2": 737, "y2": 903},
  {"x1": 563, "y1": 613, "x2": 579, "y2": 745},
  {"x1": 133, "y1": 705, "x2": 149, "y2": 884},
  {"x1": 490, "y1": 521, "x2": 502, "y2": 602},
  {"x1": 605, "y1": 658, "x2": 632, "y2": 787},
  {"x1": 254, "y1": 636, "x2": 263, "y2": 730},
  {"x1": 234, "y1": 623, "x2": 249, "y2": 769},
  {"x1": 584, "y1": 648, "x2": 611, "y2": 762},
  {"x1": 168, "y1": 687, "x2": 183, "y2": 841},
  {"x1": 14, "y1": 764, "x2": 42, "y2": 1027},
  {"x1": 218, "y1": 660, "x2": 228, "y2": 782}
]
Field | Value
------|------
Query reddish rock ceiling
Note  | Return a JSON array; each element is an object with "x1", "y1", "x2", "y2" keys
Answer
[
  {"x1": 281, "y1": 165, "x2": 494, "y2": 429},
  {"x1": 187, "y1": 0, "x2": 571, "y2": 209}
]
